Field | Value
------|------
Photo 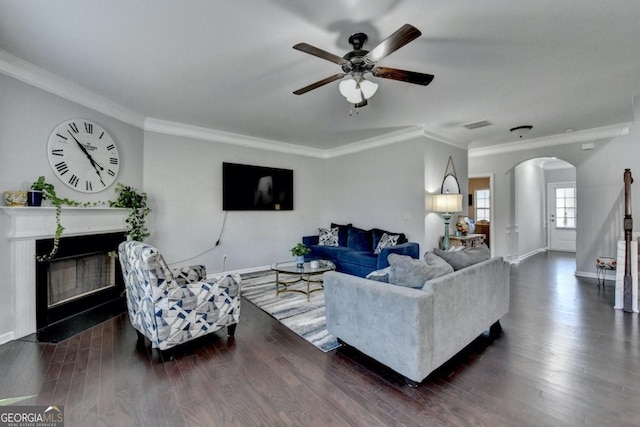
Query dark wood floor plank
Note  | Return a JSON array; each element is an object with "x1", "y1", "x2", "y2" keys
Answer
[{"x1": 3, "y1": 251, "x2": 640, "y2": 426}]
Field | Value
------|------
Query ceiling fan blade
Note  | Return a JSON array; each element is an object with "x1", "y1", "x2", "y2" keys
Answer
[
  {"x1": 293, "y1": 43, "x2": 349, "y2": 65},
  {"x1": 365, "y1": 24, "x2": 422, "y2": 63},
  {"x1": 372, "y1": 67, "x2": 434, "y2": 86},
  {"x1": 293, "y1": 73, "x2": 346, "y2": 95}
]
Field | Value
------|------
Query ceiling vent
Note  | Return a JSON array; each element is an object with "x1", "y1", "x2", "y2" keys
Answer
[{"x1": 462, "y1": 120, "x2": 493, "y2": 130}]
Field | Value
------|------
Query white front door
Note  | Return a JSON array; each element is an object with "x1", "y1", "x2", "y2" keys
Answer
[{"x1": 548, "y1": 182, "x2": 577, "y2": 251}]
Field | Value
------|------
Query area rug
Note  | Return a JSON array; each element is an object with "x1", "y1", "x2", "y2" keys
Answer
[{"x1": 240, "y1": 270, "x2": 341, "y2": 352}]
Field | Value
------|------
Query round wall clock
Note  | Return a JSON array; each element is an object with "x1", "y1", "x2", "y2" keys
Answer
[{"x1": 47, "y1": 119, "x2": 120, "y2": 193}]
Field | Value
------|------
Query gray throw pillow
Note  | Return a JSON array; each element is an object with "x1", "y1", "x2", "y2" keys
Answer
[
  {"x1": 433, "y1": 244, "x2": 490, "y2": 271},
  {"x1": 423, "y1": 251, "x2": 455, "y2": 274},
  {"x1": 387, "y1": 253, "x2": 454, "y2": 288},
  {"x1": 365, "y1": 266, "x2": 391, "y2": 283}
]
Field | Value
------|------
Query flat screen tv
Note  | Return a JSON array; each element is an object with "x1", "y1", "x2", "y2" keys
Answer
[{"x1": 222, "y1": 162, "x2": 294, "y2": 211}]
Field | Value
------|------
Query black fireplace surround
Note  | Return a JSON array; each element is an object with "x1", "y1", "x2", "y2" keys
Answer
[{"x1": 35, "y1": 232, "x2": 127, "y2": 334}]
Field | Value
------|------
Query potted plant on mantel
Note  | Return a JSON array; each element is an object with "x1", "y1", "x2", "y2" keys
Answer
[
  {"x1": 109, "y1": 183, "x2": 151, "y2": 242},
  {"x1": 30, "y1": 177, "x2": 151, "y2": 261},
  {"x1": 291, "y1": 243, "x2": 311, "y2": 267}
]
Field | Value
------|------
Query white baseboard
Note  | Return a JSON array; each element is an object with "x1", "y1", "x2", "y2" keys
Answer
[
  {"x1": 510, "y1": 248, "x2": 547, "y2": 264},
  {"x1": 207, "y1": 265, "x2": 270, "y2": 279},
  {"x1": 576, "y1": 270, "x2": 615, "y2": 282},
  {"x1": 0, "y1": 331, "x2": 15, "y2": 346},
  {"x1": 575, "y1": 270, "x2": 597, "y2": 279}
]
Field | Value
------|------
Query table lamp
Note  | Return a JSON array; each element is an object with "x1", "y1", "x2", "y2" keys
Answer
[{"x1": 433, "y1": 193, "x2": 463, "y2": 250}]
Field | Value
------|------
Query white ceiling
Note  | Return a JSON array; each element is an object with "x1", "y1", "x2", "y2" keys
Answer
[{"x1": 1, "y1": 0, "x2": 639, "y2": 151}]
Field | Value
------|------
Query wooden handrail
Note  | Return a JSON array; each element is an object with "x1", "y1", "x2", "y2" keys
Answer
[{"x1": 623, "y1": 168, "x2": 633, "y2": 312}]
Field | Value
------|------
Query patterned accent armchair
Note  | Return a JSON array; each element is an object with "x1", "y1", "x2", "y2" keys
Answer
[{"x1": 118, "y1": 241, "x2": 241, "y2": 350}]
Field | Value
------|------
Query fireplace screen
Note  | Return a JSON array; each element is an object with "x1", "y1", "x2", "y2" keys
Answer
[{"x1": 47, "y1": 251, "x2": 118, "y2": 308}]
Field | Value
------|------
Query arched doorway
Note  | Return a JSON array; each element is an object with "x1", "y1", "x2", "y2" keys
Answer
[{"x1": 514, "y1": 157, "x2": 576, "y2": 261}]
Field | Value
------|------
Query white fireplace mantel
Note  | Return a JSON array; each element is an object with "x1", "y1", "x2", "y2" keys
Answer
[
  {"x1": 3, "y1": 206, "x2": 129, "y2": 240},
  {"x1": 2, "y1": 207, "x2": 128, "y2": 343}
]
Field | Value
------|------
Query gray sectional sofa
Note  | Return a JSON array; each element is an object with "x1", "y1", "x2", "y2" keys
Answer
[{"x1": 323, "y1": 255, "x2": 510, "y2": 386}]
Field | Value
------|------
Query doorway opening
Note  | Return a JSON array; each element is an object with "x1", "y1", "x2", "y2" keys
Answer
[{"x1": 514, "y1": 157, "x2": 576, "y2": 262}]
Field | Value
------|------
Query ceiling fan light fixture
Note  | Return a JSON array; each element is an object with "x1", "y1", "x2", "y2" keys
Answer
[
  {"x1": 339, "y1": 78, "x2": 365, "y2": 104},
  {"x1": 339, "y1": 79, "x2": 357, "y2": 98},
  {"x1": 346, "y1": 92, "x2": 363, "y2": 104},
  {"x1": 510, "y1": 125, "x2": 533, "y2": 139},
  {"x1": 359, "y1": 79, "x2": 378, "y2": 99}
]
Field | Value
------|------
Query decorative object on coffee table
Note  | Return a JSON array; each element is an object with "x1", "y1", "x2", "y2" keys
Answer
[{"x1": 290, "y1": 242, "x2": 311, "y2": 267}]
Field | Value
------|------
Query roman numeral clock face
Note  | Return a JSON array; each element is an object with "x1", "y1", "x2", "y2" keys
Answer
[{"x1": 47, "y1": 119, "x2": 120, "y2": 193}]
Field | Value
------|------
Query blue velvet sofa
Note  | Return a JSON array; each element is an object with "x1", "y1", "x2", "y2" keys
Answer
[{"x1": 302, "y1": 223, "x2": 420, "y2": 277}]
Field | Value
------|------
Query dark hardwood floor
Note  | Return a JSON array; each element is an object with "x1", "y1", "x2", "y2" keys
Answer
[{"x1": 2, "y1": 251, "x2": 640, "y2": 426}]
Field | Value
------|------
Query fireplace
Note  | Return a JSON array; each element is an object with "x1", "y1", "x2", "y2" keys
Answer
[
  {"x1": 2, "y1": 206, "x2": 129, "y2": 344},
  {"x1": 35, "y1": 232, "x2": 126, "y2": 330}
]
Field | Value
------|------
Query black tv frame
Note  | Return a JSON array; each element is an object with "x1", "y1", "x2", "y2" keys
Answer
[{"x1": 222, "y1": 162, "x2": 294, "y2": 211}]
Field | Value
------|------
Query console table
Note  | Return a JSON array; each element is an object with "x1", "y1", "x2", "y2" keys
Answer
[{"x1": 440, "y1": 233, "x2": 486, "y2": 249}]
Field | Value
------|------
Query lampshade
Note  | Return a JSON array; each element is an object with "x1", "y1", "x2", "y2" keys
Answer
[
  {"x1": 432, "y1": 193, "x2": 463, "y2": 213},
  {"x1": 359, "y1": 79, "x2": 378, "y2": 99},
  {"x1": 339, "y1": 79, "x2": 358, "y2": 98},
  {"x1": 339, "y1": 77, "x2": 378, "y2": 103}
]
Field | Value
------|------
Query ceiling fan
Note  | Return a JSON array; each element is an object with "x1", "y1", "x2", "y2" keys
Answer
[{"x1": 292, "y1": 24, "x2": 434, "y2": 107}]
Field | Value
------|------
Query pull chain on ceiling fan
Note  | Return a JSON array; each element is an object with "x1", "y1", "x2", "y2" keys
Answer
[{"x1": 292, "y1": 24, "x2": 434, "y2": 109}]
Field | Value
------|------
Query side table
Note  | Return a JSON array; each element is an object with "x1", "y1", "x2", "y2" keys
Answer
[{"x1": 595, "y1": 256, "x2": 616, "y2": 287}]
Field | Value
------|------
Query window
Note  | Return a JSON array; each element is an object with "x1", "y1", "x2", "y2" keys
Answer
[
  {"x1": 555, "y1": 187, "x2": 576, "y2": 229},
  {"x1": 475, "y1": 189, "x2": 490, "y2": 221}
]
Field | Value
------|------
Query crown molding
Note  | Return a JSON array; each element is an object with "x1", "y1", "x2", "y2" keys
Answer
[
  {"x1": 145, "y1": 120, "x2": 454, "y2": 159},
  {"x1": 324, "y1": 126, "x2": 426, "y2": 158},
  {"x1": 0, "y1": 48, "x2": 466, "y2": 158},
  {"x1": 468, "y1": 123, "x2": 631, "y2": 158},
  {"x1": 0, "y1": 49, "x2": 145, "y2": 128},
  {"x1": 422, "y1": 129, "x2": 468, "y2": 149},
  {"x1": 144, "y1": 118, "x2": 328, "y2": 158}
]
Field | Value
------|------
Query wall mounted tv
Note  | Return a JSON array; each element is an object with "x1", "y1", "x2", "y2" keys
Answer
[{"x1": 222, "y1": 162, "x2": 294, "y2": 211}]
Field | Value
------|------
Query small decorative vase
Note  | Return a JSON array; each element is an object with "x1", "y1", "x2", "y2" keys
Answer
[
  {"x1": 295, "y1": 255, "x2": 305, "y2": 267},
  {"x1": 27, "y1": 190, "x2": 43, "y2": 207}
]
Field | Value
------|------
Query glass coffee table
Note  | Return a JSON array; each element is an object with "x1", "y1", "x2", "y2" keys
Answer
[{"x1": 271, "y1": 260, "x2": 335, "y2": 301}]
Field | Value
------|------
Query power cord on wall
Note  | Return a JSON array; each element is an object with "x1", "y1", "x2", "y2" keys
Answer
[{"x1": 168, "y1": 211, "x2": 228, "y2": 266}]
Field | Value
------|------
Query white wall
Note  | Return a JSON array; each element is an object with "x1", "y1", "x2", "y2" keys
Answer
[
  {"x1": 470, "y1": 118, "x2": 640, "y2": 276},
  {"x1": 324, "y1": 137, "x2": 468, "y2": 256},
  {"x1": 325, "y1": 138, "x2": 424, "y2": 246},
  {"x1": 545, "y1": 166, "x2": 576, "y2": 183},
  {"x1": 142, "y1": 131, "x2": 327, "y2": 272},
  {"x1": 0, "y1": 74, "x2": 144, "y2": 339},
  {"x1": 515, "y1": 160, "x2": 546, "y2": 257},
  {"x1": 0, "y1": 74, "x2": 144, "y2": 200},
  {"x1": 142, "y1": 133, "x2": 468, "y2": 272}
]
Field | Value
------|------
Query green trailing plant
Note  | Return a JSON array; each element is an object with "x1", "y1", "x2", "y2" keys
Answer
[
  {"x1": 32, "y1": 176, "x2": 83, "y2": 261},
  {"x1": 290, "y1": 243, "x2": 311, "y2": 257},
  {"x1": 31, "y1": 177, "x2": 150, "y2": 261},
  {"x1": 109, "y1": 183, "x2": 151, "y2": 241}
]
